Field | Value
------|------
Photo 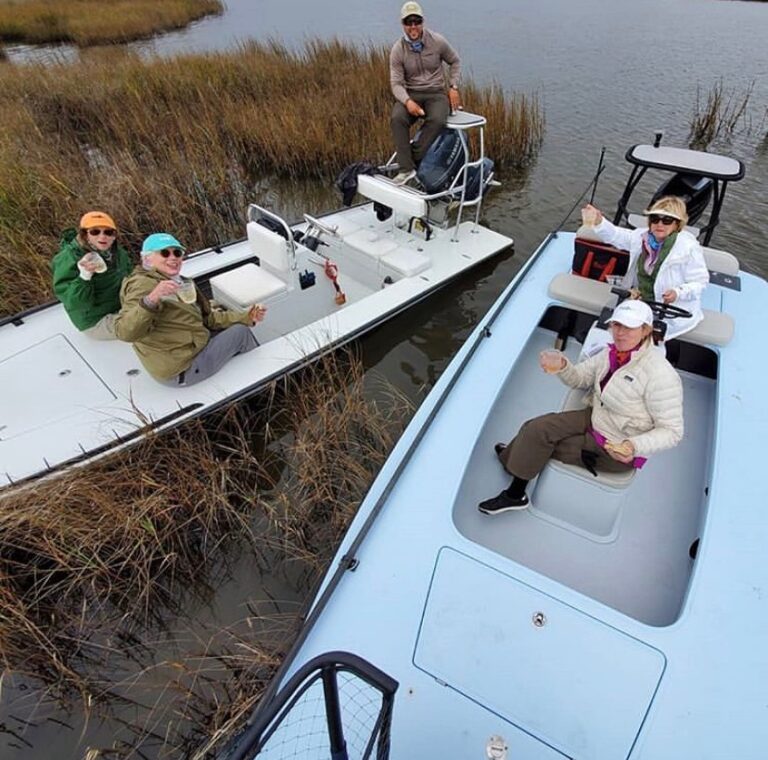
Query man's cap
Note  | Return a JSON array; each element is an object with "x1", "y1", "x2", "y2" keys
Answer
[
  {"x1": 80, "y1": 211, "x2": 116, "y2": 231},
  {"x1": 401, "y1": 2, "x2": 423, "y2": 20},
  {"x1": 140, "y1": 232, "x2": 185, "y2": 256},
  {"x1": 609, "y1": 300, "x2": 653, "y2": 328}
]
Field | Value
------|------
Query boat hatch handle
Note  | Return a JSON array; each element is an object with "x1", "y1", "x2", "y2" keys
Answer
[
  {"x1": 229, "y1": 651, "x2": 399, "y2": 760},
  {"x1": 486, "y1": 735, "x2": 509, "y2": 760}
]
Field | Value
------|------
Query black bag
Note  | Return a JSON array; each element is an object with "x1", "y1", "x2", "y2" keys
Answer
[
  {"x1": 336, "y1": 161, "x2": 377, "y2": 206},
  {"x1": 572, "y1": 238, "x2": 629, "y2": 281}
]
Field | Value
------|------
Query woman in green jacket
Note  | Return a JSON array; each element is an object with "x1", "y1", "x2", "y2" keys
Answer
[{"x1": 51, "y1": 211, "x2": 133, "y2": 339}]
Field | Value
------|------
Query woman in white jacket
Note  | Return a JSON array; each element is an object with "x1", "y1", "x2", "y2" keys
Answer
[
  {"x1": 584, "y1": 196, "x2": 709, "y2": 341},
  {"x1": 479, "y1": 300, "x2": 683, "y2": 515}
]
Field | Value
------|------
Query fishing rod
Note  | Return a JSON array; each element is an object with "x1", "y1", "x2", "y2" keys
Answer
[{"x1": 553, "y1": 147, "x2": 606, "y2": 234}]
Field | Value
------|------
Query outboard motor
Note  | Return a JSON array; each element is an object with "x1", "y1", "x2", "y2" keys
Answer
[
  {"x1": 416, "y1": 128, "x2": 465, "y2": 193},
  {"x1": 416, "y1": 128, "x2": 494, "y2": 202},
  {"x1": 649, "y1": 172, "x2": 713, "y2": 226}
]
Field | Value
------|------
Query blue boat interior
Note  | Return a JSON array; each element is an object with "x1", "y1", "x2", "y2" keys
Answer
[{"x1": 453, "y1": 305, "x2": 717, "y2": 627}]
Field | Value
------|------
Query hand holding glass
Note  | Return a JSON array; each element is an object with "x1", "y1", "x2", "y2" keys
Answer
[
  {"x1": 82, "y1": 251, "x2": 107, "y2": 273},
  {"x1": 176, "y1": 278, "x2": 197, "y2": 304},
  {"x1": 540, "y1": 349, "x2": 565, "y2": 374}
]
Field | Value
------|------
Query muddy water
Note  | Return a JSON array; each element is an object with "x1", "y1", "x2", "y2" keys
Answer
[{"x1": 2, "y1": 0, "x2": 767, "y2": 755}]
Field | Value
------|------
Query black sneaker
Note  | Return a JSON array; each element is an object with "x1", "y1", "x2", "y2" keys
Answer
[{"x1": 478, "y1": 491, "x2": 529, "y2": 515}]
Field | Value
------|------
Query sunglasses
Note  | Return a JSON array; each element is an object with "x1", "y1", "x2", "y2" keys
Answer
[
  {"x1": 648, "y1": 215, "x2": 678, "y2": 226},
  {"x1": 86, "y1": 228, "x2": 116, "y2": 237},
  {"x1": 159, "y1": 248, "x2": 185, "y2": 259},
  {"x1": 403, "y1": 17, "x2": 423, "y2": 26}
]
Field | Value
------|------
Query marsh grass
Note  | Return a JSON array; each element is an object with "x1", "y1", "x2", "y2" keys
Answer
[
  {"x1": 0, "y1": 39, "x2": 543, "y2": 315},
  {"x1": 0, "y1": 410, "x2": 263, "y2": 695},
  {"x1": 1, "y1": 349, "x2": 413, "y2": 757},
  {"x1": 688, "y1": 79, "x2": 754, "y2": 149},
  {"x1": 0, "y1": 0, "x2": 223, "y2": 46}
]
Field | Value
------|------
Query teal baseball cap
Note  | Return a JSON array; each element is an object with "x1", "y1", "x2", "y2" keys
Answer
[{"x1": 140, "y1": 232, "x2": 185, "y2": 257}]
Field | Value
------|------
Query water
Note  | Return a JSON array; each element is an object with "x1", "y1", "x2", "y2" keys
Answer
[{"x1": 2, "y1": 0, "x2": 768, "y2": 755}]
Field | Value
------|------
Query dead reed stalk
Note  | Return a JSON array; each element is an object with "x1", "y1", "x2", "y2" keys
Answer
[
  {"x1": 688, "y1": 79, "x2": 753, "y2": 149},
  {"x1": 0, "y1": 39, "x2": 543, "y2": 316},
  {"x1": 0, "y1": 412, "x2": 263, "y2": 696}
]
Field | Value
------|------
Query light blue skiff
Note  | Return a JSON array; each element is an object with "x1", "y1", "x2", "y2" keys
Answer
[{"x1": 230, "y1": 222, "x2": 768, "y2": 759}]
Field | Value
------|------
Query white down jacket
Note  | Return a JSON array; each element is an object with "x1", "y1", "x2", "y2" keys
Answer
[
  {"x1": 559, "y1": 340, "x2": 683, "y2": 457},
  {"x1": 594, "y1": 218, "x2": 709, "y2": 340}
]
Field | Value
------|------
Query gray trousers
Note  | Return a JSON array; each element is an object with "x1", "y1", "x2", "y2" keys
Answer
[
  {"x1": 390, "y1": 90, "x2": 450, "y2": 172},
  {"x1": 169, "y1": 324, "x2": 258, "y2": 387},
  {"x1": 82, "y1": 313, "x2": 117, "y2": 340},
  {"x1": 497, "y1": 408, "x2": 633, "y2": 480}
]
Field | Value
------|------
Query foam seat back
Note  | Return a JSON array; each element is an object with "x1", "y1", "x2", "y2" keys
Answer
[
  {"x1": 247, "y1": 221, "x2": 291, "y2": 274},
  {"x1": 356, "y1": 175, "x2": 428, "y2": 218}
]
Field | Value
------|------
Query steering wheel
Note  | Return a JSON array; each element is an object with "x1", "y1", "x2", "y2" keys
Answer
[
  {"x1": 303, "y1": 213, "x2": 339, "y2": 239},
  {"x1": 644, "y1": 299, "x2": 692, "y2": 321}
]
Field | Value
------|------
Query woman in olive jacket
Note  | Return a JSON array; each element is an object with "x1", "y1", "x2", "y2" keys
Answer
[{"x1": 115, "y1": 232, "x2": 266, "y2": 386}]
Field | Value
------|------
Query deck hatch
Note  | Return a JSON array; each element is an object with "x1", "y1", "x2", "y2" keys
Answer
[
  {"x1": 0, "y1": 335, "x2": 115, "y2": 440},
  {"x1": 414, "y1": 548, "x2": 665, "y2": 759}
]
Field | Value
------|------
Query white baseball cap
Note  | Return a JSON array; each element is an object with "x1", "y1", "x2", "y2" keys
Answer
[
  {"x1": 609, "y1": 299, "x2": 653, "y2": 328},
  {"x1": 401, "y1": 2, "x2": 424, "y2": 20}
]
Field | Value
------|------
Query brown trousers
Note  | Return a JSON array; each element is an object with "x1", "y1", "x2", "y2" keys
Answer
[
  {"x1": 390, "y1": 90, "x2": 450, "y2": 172},
  {"x1": 497, "y1": 408, "x2": 634, "y2": 480}
]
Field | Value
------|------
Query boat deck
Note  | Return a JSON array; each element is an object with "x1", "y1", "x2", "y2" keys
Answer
[
  {"x1": 258, "y1": 231, "x2": 768, "y2": 760},
  {"x1": 454, "y1": 323, "x2": 715, "y2": 626}
]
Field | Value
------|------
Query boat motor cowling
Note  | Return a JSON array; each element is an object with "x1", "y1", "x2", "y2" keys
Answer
[{"x1": 417, "y1": 128, "x2": 494, "y2": 202}]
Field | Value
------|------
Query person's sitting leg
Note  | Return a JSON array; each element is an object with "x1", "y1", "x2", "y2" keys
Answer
[
  {"x1": 390, "y1": 101, "x2": 418, "y2": 172},
  {"x1": 82, "y1": 313, "x2": 118, "y2": 341},
  {"x1": 411, "y1": 91, "x2": 450, "y2": 165},
  {"x1": 181, "y1": 324, "x2": 258, "y2": 387},
  {"x1": 481, "y1": 408, "x2": 593, "y2": 514}
]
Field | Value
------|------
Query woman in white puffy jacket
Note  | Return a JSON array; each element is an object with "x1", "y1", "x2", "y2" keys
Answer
[
  {"x1": 584, "y1": 196, "x2": 709, "y2": 340},
  {"x1": 478, "y1": 300, "x2": 683, "y2": 515}
]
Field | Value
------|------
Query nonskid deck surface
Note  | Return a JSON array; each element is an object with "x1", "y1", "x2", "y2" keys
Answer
[{"x1": 453, "y1": 326, "x2": 714, "y2": 627}]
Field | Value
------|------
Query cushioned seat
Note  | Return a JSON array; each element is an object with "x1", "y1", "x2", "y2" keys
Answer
[
  {"x1": 548, "y1": 272, "x2": 735, "y2": 346},
  {"x1": 210, "y1": 263, "x2": 287, "y2": 310},
  {"x1": 343, "y1": 229, "x2": 399, "y2": 259},
  {"x1": 381, "y1": 248, "x2": 430, "y2": 276},
  {"x1": 701, "y1": 245, "x2": 739, "y2": 275},
  {"x1": 356, "y1": 174, "x2": 428, "y2": 218}
]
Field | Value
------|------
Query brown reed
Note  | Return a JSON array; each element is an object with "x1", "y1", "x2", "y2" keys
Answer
[
  {"x1": 0, "y1": 348, "x2": 412, "y2": 757},
  {"x1": 0, "y1": 0, "x2": 223, "y2": 46},
  {"x1": 0, "y1": 39, "x2": 544, "y2": 316},
  {"x1": 0, "y1": 410, "x2": 263, "y2": 696},
  {"x1": 688, "y1": 79, "x2": 753, "y2": 149}
]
